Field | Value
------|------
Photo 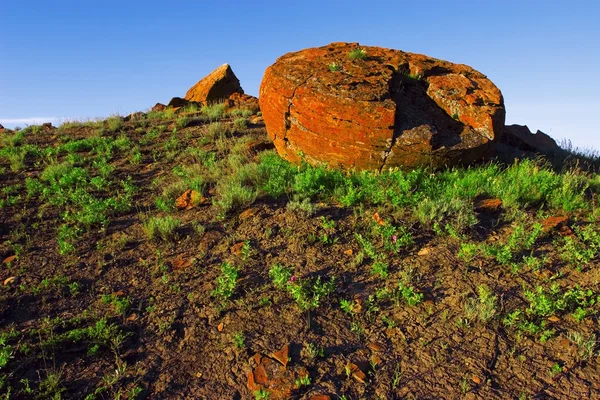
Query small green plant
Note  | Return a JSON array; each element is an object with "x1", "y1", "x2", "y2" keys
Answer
[
  {"x1": 464, "y1": 285, "x2": 497, "y2": 324},
  {"x1": 567, "y1": 331, "x2": 596, "y2": 360},
  {"x1": 295, "y1": 374, "x2": 311, "y2": 388},
  {"x1": 254, "y1": 387, "x2": 270, "y2": 400},
  {"x1": 340, "y1": 299, "x2": 357, "y2": 316},
  {"x1": 269, "y1": 264, "x2": 293, "y2": 289},
  {"x1": 302, "y1": 342, "x2": 324, "y2": 361},
  {"x1": 101, "y1": 293, "x2": 132, "y2": 315},
  {"x1": 348, "y1": 47, "x2": 367, "y2": 60},
  {"x1": 371, "y1": 260, "x2": 389, "y2": 278},
  {"x1": 286, "y1": 196, "x2": 316, "y2": 216},
  {"x1": 233, "y1": 117, "x2": 248, "y2": 131},
  {"x1": 212, "y1": 262, "x2": 239, "y2": 302},
  {"x1": 144, "y1": 216, "x2": 181, "y2": 241},
  {"x1": 328, "y1": 62, "x2": 341, "y2": 72},
  {"x1": 549, "y1": 363, "x2": 563, "y2": 376},
  {"x1": 232, "y1": 331, "x2": 245, "y2": 348},
  {"x1": 202, "y1": 102, "x2": 226, "y2": 120},
  {"x1": 397, "y1": 281, "x2": 424, "y2": 306}
]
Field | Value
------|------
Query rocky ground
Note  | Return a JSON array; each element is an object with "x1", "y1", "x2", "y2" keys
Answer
[{"x1": 0, "y1": 102, "x2": 599, "y2": 400}]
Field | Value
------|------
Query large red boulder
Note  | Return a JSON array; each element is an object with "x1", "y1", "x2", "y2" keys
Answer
[
  {"x1": 259, "y1": 42, "x2": 506, "y2": 170},
  {"x1": 185, "y1": 63, "x2": 244, "y2": 104}
]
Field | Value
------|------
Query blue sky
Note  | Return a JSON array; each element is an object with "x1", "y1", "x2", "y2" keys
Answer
[{"x1": 1, "y1": 1, "x2": 599, "y2": 150}]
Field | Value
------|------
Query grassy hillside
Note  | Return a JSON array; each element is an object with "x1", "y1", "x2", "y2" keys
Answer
[{"x1": 1, "y1": 105, "x2": 599, "y2": 399}]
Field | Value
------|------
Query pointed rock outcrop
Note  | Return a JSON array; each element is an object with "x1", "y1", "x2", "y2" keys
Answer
[{"x1": 185, "y1": 63, "x2": 244, "y2": 104}]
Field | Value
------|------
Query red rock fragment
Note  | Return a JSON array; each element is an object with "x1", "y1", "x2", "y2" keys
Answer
[
  {"x1": 472, "y1": 375, "x2": 481, "y2": 384},
  {"x1": 172, "y1": 257, "x2": 193, "y2": 270},
  {"x1": 541, "y1": 216, "x2": 569, "y2": 232},
  {"x1": 310, "y1": 395, "x2": 331, "y2": 400},
  {"x1": 3, "y1": 276, "x2": 18, "y2": 286},
  {"x1": 344, "y1": 249, "x2": 353, "y2": 256},
  {"x1": 368, "y1": 342, "x2": 384, "y2": 352},
  {"x1": 175, "y1": 189, "x2": 204, "y2": 210},
  {"x1": 373, "y1": 212, "x2": 385, "y2": 226},
  {"x1": 270, "y1": 344, "x2": 289, "y2": 367},
  {"x1": 217, "y1": 322, "x2": 224, "y2": 332},
  {"x1": 231, "y1": 242, "x2": 245, "y2": 256},
  {"x1": 2, "y1": 255, "x2": 16, "y2": 264},
  {"x1": 239, "y1": 208, "x2": 256, "y2": 220},
  {"x1": 370, "y1": 354, "x2": 382, "y2": 366},
  {"x1": 348, "y1": 362, "x2": 367, "y2": 384},
  {"x1": 151, "y1": 103, "x2": 167, "y2": 112},
  {"x1": 475, "y1": 198, "x2": 502, "y2": 213}
]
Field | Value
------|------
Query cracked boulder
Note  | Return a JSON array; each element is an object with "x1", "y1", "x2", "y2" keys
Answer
[{"x1": 259, "y1": 42, "x2": 505, "y2": 170}]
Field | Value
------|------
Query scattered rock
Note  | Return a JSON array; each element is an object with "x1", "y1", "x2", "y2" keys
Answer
[
  {"x1": 541, "y1": 216, "x2": 569, "y2": 232},
  {"x1": 175, "y1": 189, "x2": 205, "y2": 210},
  {"x1": 172, "y1": 256, "x2": 194, "y2": 270},
  {"x1": 231, "y1": 242, "x2": 245, "y2": 256},
  {"x1": 472, "y1": 375, "x2": 482, "y2": 385},
  {"x1": 124, "y1": 111, "x2": 146, "y2": 121},
  {"x1": 3, "y1": 255, "x2": 17, "y2": 264},
  {"x1": 42, "y1": 122, "x2": 55, "y2": 132},
  {"x1": 238, "y1": 208, "x2": 256, "y2": 220},
  {"x1": 344, "y1": 249, "x2": 353, "y2": 256},
  {"x1": 367, "y1": 342, "x2": 383, "y2": 352},
  {"x1": 259, "y1": 42, "x2": 505, "y2": 170},
  {"x1": 217, "y1": 322, "x2": 224, "y2": 332},
  {"x1": 501, "y1": 124, "x2": 559, "y2": 155},
  {"x1": 548, "y1": 315, "x2": 560, "y2": 323},
  {"x1": 225, "y1": 92, "x2": 259, "y2": 112},
  {"x1": 151, "y1": 103, "x2": 167, "y2": 112},
  {"x1": 126, "y1": 313, "x2": 138, "y2": 322},
  {"x1": 185, "y1": 64, "x2": 244, "y2": 104},
  {"x1": 270, "y1": 344, "x2": 289, "y2": 367},
  {"x1": 475, "y1": 198, "x2": 502, "y2": 213},
  {"x1": 247, "y1": 353, "x2": 307, "y2": 399},
  {"x1": 347, "y1": 362, "x2": 367, "y2": 384},
  {"x1": 372, "y1": 212, "x2": 385, "y2": 226},
  {"x1": 370, "y1": 354, "x2": 382, "y2": 366},
  {"x1": 3, "y1": 276, "x2": 19, "y2": 286},
  {"x1": 309, "y1": 395, "x2": 331, "y2": 400},
  {"x1": 417, "y1": 247, "x2": 432, "y2": 256},
  {"x1": 167, "y1": 97, "x2": 191, "y2": 108}
]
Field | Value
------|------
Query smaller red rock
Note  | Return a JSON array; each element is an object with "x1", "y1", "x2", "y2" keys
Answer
[
  {"x1": 475, "y1": 198, "x2": 502, "y2": 213},
  {"x1": 3, "y1": 255, "x2": 17, "y2": 264},
  {"x1": 542, "y1": 216, "x2": 569, "y2": 232},
  {"x1": 172, "y1": 257, "x2": 193, "y2": 270},
  {"x1": 270, "y1": 344, "x2": 289, "y2": 368},
  {"x1": 310, "y1": 395, "x2": 331, "y2": 400},
  {"x1": 239, "y1": 208, "x2": 256, "y2": 220},
  {"x1": 3, "y1": 276, "x2": 19, "y2": 286},
  {"x1": 231, "y1": 242, "x2": 245, "y2": 256},
  {"x1": 372, "y1": 212, "x2": 385, "y2": 226},
  {"x1": 348, "y1": 363, "x2": 367, "y2": 384},
  {"x1": 175, "y1": 189, "x2": 204, "y2": 210},
  {"x1": 151, "y1": 103, "x2": 167, "y2": 112}
]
